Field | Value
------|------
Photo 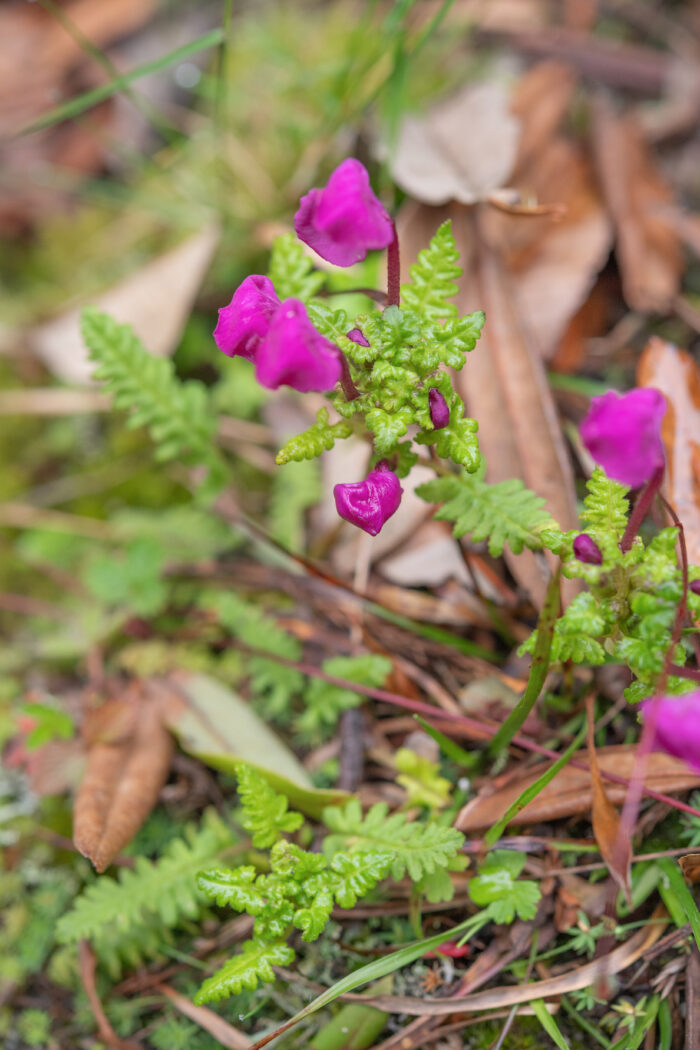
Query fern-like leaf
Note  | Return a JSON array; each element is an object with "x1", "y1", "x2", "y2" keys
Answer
[
  {"x1": 417, "y1": 470, "x2": 557, "y2": 556},
  {"x1": 326, "y1": 851, "x2": 393, "y2": 908},
  {"x1": 202, "y1": 591, "x2": 301, "y2": 661},
  {"x1": 56, "y1": 810, "x2": 232, "y2": 944},
  {"x1": 322, "y1": 800, "x2": 464, "y2": 882},
  {"x1": 418, "y1": 402, "x2": 480, "y2": 472},
  {"x1": 194, "y1": 939, "x2": 295, "y2": 1004},
  {"x1": 581, "y1": 468, "x2": 629, "y2": 536},
  {"x1": 269, "y1": 458, "x2": 321, "y2": 550},
  {"x1": 268, "y1": 233, "x2": 325, "y2": 301},
  {"x1": 275, "y1": 409, "x2": 352, "y2": 465},
  {"x1": 82, "y1": 308, "x2": 220, "y2": 469},
  {"x1": 196, "y1": 866, "x2": 266, "y2": 912},
  {"x1": 400, "y1": 221, "x2": 461, "y2": 321},
  {"x1": 297, "y1": 654, "x2": 392, "y2": 736},
  {"x1": 236, "y1": 764, "x2": 303, "y2": 847}
]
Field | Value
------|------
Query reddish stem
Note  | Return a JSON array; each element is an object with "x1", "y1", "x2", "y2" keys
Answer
[
  {"x1": 338, "y1": 353, "x2": 360, "y2": 401},
  {"x1": 619, "y1": 467, "x2": 664, "y2": 553},
  {"x1": 386, "y1": 223, "x2": 401, "y2": 308}
]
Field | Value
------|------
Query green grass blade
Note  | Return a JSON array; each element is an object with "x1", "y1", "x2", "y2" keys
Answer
[
  {"x1": 530, "y1": 999, "x2": 570, "y2": 1050},
  {"x1": 657, "y1": 858, "x2": 700, "y2": 951},
  {"x1": 413, "y1": 715, "x2": 476, "y2": 767},
  {"x1": 22, "y1": 29, "x2": 224, "y2": 135}
]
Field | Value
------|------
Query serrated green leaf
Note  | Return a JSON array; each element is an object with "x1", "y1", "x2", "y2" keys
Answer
[
  {"x1": 194, "y1": 939, "x2": 295, "y2": 1004},
  {"x1": 196, "y1": 866, "x2": 265, "y2": 912},
  {"x1": 400, "y1": 221, "x2": 461, "y2": 321},
  {"x1": 275, "y1": 409, "x2": 352, "y2": 465},
  {"x1": 236, "y1": 764, "x2": 304, "y2": 847},
  {"x1": 269, "y1": 233, "x2": 325, "y2": 301},
  {"x1": 581, "y1": 467, "x2": 629, "y2": 536}
]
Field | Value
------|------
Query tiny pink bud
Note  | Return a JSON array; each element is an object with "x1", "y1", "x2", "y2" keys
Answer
[
  {"x1": 333, "y1": 464, "x2": 403, "y2": 536},
  {"x1": 428, "y1": 389, "x2": 450, "y2": 429},
  {"x1": 213, "y1": 275, "x2": 280, "y2": 361},
  {"x1": 294, "y1": 159, "x2": 394, "y2": 267},
  {"x1": 347, "y1": 327, "x2": 370, "y2": 347},
  {"x1": 580, "y1": 387, "x2": 666, "y2": 488},
  {"x1": 573, "y1": 533, "x2": 603, "y2": 565},
  {"x1": 255, "y1": 299, "x2": 341, "y2": 393},
  {"x1": 642, "y1": 692, "x2": 700, "y2": 773},
  {"x1": 690, "y1": 580, "x2": 700, "y2": 596}
]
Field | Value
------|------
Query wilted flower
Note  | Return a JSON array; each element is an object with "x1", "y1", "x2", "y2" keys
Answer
[
  {"x1": 294, "y1": 158, "x2": 394, "y2": 267},
  {"x1": 255, "y1": 299, "x2": 341, "y2": 392},
  {"x1": 333, "y1": 463, "x2": 403, "y2": 535},
  {"x1": 214, "y1": 275, "x2": 280, "y2": 360},
  {"x1": 428, "y1": 389, "x2": 450, "y2": 430},
  {"x1": 573, "y1": 533, "x2": 603, "y2": 565},
  {"x1": 642, "y1": 692, "x2": 700, "y2": 773},
  {"x1": 580, "y1": 388, "x2": 666, "y2": 488}
]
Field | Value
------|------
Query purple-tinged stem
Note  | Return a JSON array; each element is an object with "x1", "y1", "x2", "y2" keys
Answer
[
  {"x1": 658, "y1": 496, "x2": 689, "y2": 694},
  {"x1": 669, "y1": 664, "x2": 700, "y2": 682},
  {"x1": 619, "y1": 467, "x2": 664, "y2": 553},
  {"x1": 386, "y1": 223, "x2": 401, "y2": 308},
  {"x1": 338, "y1": 353, "x2": 360, "y2": 401}
]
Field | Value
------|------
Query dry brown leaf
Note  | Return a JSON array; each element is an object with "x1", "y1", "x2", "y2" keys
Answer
[
  {"x1": 73, "y1": 685, "x2": 173, "y2": 872},
  {"x1": 586, "y1": 696, "x2": 631, "y2": 904},
  {"x1": 637, "y1": 337, "x2": 700, "y2": 566},
  {"x1": 679, "y1": 854, "x2": 700, "y2": 884},
  {"x1": 457, "y1": 746, "x2": 700, "y2": 832},
  {"x1": 510, "y1": 61, "x2": 577, "y2": 173},
  {"x1": 591, "y1": 97, "x2": 683, "y2": 313},
  {"x1": 30, "y1": 226, "x2": 220, "y2": 384},
  {"x1": 159, "y1": 984, "x2": 252, "y2": 1050}
]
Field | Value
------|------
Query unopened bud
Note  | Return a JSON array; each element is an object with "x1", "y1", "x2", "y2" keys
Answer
[{"x1": 573, "y1": 533, "x2": 603, "y2": 565}]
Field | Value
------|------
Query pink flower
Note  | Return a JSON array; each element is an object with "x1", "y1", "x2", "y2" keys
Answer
[
  {"x1": 255, "y1": 299, "x2": 341, "y2": 392},
  {"x1": 580, "y1": 388, "x2": 666, "y2": 488},
  {"x1": 428, "y1": 389, "x2": 450, "y2": 430},
  {"x1": 333, "y1": 464, "x2": 403, "y2": 536},
  {"x1": 573, "y1": 533, "x2": 603, "y2": 565},
  {"x1": 294, "y1": 159, "x2": 394, "y2": 267},
  {"x1": 214, "y1": 275, "x2": 280, "y2": 360},
  {"x1": 642, "y1": 692, "x2": 700, "y2": 773}
]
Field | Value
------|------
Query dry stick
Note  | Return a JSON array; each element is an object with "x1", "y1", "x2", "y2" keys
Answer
[
  {"x1": 615, "y1": 495, "x2": 691, "y2": 871},
  {"x1": 232, "y1": 643, "x2": 700, "y2": 819}
]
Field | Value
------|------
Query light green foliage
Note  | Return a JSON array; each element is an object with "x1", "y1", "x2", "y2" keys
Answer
[
  {"x1": 16, "y1": 1009, "x2": 51, "y2": 1048},
  {"x1": 581, "y1": 468, "x2": 629, "y2": 535},
  {"x1": 83, "y1": 537, "x2": 168, "y2": 616},
  {"x1": 269, "y1": 222, "x2": 483, "y2": 473},
  {"x1": 275, "y1": 409, "x2": 352, "y2": 465},
  {"x1": 468, "y1": 850, "x2": 541, "y2": 923},
  {"x1": 399, "y1": 220, "x2": 461, "y2": 321},
  {"x1": 212, "y1": 355, "x2": 268, "y2": 419},
  {"x1": 83, "y1": 309, "x2": 224, "y2": 484},
  {"x1": 21, "y1": 701, "x2": 74, "y2": 750},
  {"x1": 322, "y1": 799, "x2": 465, "y2": 882},
  {"x1": 269, "y1": 233, "x2": 325, "y2": 301},
  {"x1": 195, "y1": 939, "x2": 296, "y2": 1003},
  {"x1": 395, "y1": 748, "x2": 452, "y2": 810},
  {"x1": 56, "y1": 810, "x2": 232, "y2": 946},
  {"x1": 269, "y1": 458, "x2": 322, "y2": 550},
  {"x1": 417, "y1": 466, "x2": 556, "y2": 556},
  {"x1": 237, "y1": 764, "x2": 304, "y2": 847},
  {"x1": 297, "y1": 654, "x2": 392, "y2": 736}
]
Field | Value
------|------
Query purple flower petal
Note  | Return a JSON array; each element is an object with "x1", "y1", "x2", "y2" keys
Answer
[
  {"x1": 255, "y1": 299, "x2": 341, "y2": 392},
  {"x1": 294, "y1": 159, "x2": 394, "y2": 267},
  {"x1": 641, "y1": 692, "x2": 700, "y2": 774},
  {"x1": 428, "y1": 389, "x2": 450, "y2": 430},
  {"x1": 580, "y1": 388, "x2": 666, "y2": 488},
  {"x1": 213, "y1": 275, "x2": 280, "y2": 361},
  {"x1": 573, "y1": 533, "x2": 603, "y2": 565},
  {"x1": 333, "y1": 464, "x2": 403, "y2": 535}
]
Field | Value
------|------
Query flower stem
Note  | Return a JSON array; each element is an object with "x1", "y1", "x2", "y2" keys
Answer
[
  {"x1": 387, "y1": 224, "x2": 401, "y2": 308},
  {"x1": 338, "y1": 353, "x2": 361, "y2": 401},
  {"x1": 619, "y1": 467, "x2": 664, "y2": 553},
  {"x1": 658, "y1": 496, "x2": 688, "y2": 695}
]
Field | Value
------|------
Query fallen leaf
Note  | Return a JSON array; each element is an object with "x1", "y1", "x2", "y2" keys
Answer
[
  {"x1": 73, "y1": 683, "x2": 173, "y2": 872},
  {"x1": 679, "y1": 854, "x2": 700, "y2": 885},
  {"x1": 158, "y1": 672, "x2": 349, "y2": 820},
  {"x1": 637, "y1": 337, "x2": 700, "y2": 566},
  {"x1": 29, "y1": 226, "x2": 220, "y2": 384},
  {"x1": 388, "y1": 81, "x2": 520, "y2": 205},
  {"x1": 159, "y1": 983, "x2": 252, "y2": 1050},
  {"x1": 510, "y1": 61, "x2": 577, "y2": 174},
  {"x1": 591, "y1": 97, "x2": 683, "y2": 313},
  {"x1": 457, "y1": 746, "x2": 700, "y2": 831},
  {"x1": 586, "y1": 695, "x2": 631, "y2": 904}
]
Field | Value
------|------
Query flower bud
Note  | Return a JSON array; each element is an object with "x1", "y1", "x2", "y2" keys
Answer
[
  {"x1": 690, "y1": 580, "x2": 700, "y2": 596},
  {"x1": 428, "y1": 389, "x2": 449, "y2": 430},
  {"x1": 347, "y1": 327, "x2": 370, "y2": 347},
  {"x1": 333, "y1": 463, "x2": 403, "y2": 536},
  {"x1": 573, "y1": 533, "x2": 603, "y2": 565},
  {"x1": 642, "y1": 692, "x2": 700, "y2": 773},
  {"x1": 580, "y1": 387, "x2": 666, "y2": 488},
  {"x1": 255, "y1": 299, "x2": 341, "y2": 392},
  {"x1": 294, "y1": 159, "x2": 394, "y2": 267},
  {"x1": 213, "y1": 275, "x2": 280, "y2": 360}
]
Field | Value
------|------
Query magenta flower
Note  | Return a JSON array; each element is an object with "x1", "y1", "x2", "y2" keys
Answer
[
  {"x1": 573, "y1": 533, "x2": 603, "y2": 565},
  {"x1": 255, "y1": 299, "x2": 341, "y2": 392},
  {"x1": 294, "y1": 159, "x2": 394, "y2": 267},
  {"x1": 333, "y1": 463, "x2": 403, "y2": 536},
  {"x1": 428, "y1": 389, "x2": 450, "y2": 430},
  {"x1": 580, "y1": 388, "x2": 666, "y2": 488},
  {"x1": 214, "y1": 275, "x2": 280, "y2": 360},
  {"x1": 642, "y1": 692, "x2": 700, "y2": 773}
]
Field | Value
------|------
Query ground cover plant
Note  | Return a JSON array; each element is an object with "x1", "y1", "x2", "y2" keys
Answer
[{"x1": 5, "y1": 2, "x2": 700, "y2": 1049}]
